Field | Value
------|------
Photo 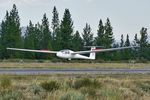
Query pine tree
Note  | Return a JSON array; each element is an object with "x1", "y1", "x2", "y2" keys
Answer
[
  {"x1": 140, "y1": 27, "x2": 148, "y2": 47},
  {"x1": 132, "y1": 33, "x2": 140, "y2": 59},
  {"x1": 119, "y1": 34, "x2": 125, "y2": 60},
  {"x1": 51, "y1": 6, "x2": 60, "y2": 50},
  {"x1": 104, "y1": 18, "x2": 114, "y2": 48},
  {"x1": 124, "y1": 34, "x2": 131, "y2": 60},
  {"x1": 34, "y1": 23, "x2": 42, "y2": 50},
  {"x1": 82, "y1": 23, "x2": 93, "y2": 46},
  {"x1": 120, "y1": 34, "x2": 124, "y2": 47},
  {"x1": 1, "y1": 4, "x2": 22, "y2": 58},
  {"x1": 34, "y1": 23, "x2": 43, "y2": 59},
  {"x1": 95, "y1": 19, "x2": 104, "y2": 46},
  {"x1": 0, "y1": 23, "x2": 2, "y2": 59},
  {"x1": 139, "y1": 27, "x2": 148, "y2": 59},
  {"x1": 55, "y1": 29, "x2": 62, "y2": 50},
  {"x1": 41, "y1": 14, "x2": 52, "y2": 49},
  {"x1": 51, "y1": 6, "x2": 59, "y2": 40},
  {"x1": 41, "y1": 13, "x2": 52, "y2": 59},
  {"x1": 0, "y1": 19, "x2": 7, "y2": 58},
  {"x1": 125, "y1": 34, "x2": 130, "y2": 46},
  {"x1": 133, "y1": 34, "x2": 139, "y2": 46},
  {"x1": 24, "y1": 21, "x2": 35, "y2": 59},
  {"x1": 1, "y1": 11, "x2": 10, "y2": 59},
  {"x1": 60, "y1": 9, "x2": 73, "y2": 49},
  {"x1": 94, "y1": 19, "x2": 105, "y2": 59},
  {"x1": 112, "y1": 43, "x2": 121, "y2": 60},
  {"x1": 96, "y1": 18, "x2": 114, "y2": 60},
  {"x1": 72, "y1": 31, "x2": 83, "y2": 51}
]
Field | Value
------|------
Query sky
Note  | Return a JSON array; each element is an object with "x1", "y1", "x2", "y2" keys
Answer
[{"x1": 0, "y1": 0, "x2": 149, "y2": 41}]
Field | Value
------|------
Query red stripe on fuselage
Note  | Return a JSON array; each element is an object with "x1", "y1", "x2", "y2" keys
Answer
[{"x1": 40, "y1": 49, "x2": 50, "y2": 51}]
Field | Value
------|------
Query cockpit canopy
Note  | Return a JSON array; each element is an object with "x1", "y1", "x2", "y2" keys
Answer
[{"x1": 60, "y1": 49, "x2": 71, "y2": 54}]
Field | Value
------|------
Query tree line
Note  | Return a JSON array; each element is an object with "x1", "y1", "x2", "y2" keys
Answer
[{"x1": 0, "y1": 4, "x2": 149, "y2": 61}]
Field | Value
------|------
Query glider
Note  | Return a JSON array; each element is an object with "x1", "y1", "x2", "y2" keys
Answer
[{"x1": 7, "y1": 46, "x2": 137, "y2": 60}]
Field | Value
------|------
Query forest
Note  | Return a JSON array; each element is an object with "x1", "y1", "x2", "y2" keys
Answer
[{"x1": 0, "y1": 4, "x2": 149, "y2": 61}]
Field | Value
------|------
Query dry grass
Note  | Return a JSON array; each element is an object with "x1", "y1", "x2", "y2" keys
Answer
[
  {"x1": 0, "y1": 62, "x2": 150, "y2": 69},
  {"x1": 0, "y1": 74, "x2": 150, "y2": 100}
]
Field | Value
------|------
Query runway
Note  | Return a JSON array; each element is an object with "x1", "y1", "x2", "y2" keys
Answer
[{"x1": 0, "y1": 68, "x2": 150, "y2": 75}]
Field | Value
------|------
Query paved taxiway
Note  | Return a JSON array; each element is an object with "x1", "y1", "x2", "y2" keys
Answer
[{"x1": 0, "y1": 68, "x2": 150, "y2": 75}]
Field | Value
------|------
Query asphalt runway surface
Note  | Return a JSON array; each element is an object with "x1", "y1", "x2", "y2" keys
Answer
[{"x1": 0, "y1": 68, "x2": 150, "y2": 75}]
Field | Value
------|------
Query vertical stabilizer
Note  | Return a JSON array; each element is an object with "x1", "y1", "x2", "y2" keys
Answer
[{"x1": 89, "y1": 47, "x2": 96, "y2": 60}]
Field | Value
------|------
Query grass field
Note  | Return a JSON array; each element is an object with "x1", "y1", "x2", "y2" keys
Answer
[
  {"x1": 0, "y1": 74, "x2": 150, "y2": 100},
  {"x1": 0, "y1": 62, "x2": 150, "y2": 100},
  {"x1": 0, "y1": 61, "x2": 150, "y2": 99},
  {"x1": 0, "y1": 62, "x2": 150, "y2": 69}
]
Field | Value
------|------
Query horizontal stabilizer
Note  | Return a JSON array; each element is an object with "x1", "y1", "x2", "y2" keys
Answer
[{"x1": 84, "y1": 46, "x2": 104, "y2": 48}]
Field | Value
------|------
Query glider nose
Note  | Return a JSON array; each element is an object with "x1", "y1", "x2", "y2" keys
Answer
[
  {"x1": 56, "y1": 52, "x2": 66, "y2": 58},
  {"x1": 56, "y1": 52, "x2": 61, "y2": 58}
]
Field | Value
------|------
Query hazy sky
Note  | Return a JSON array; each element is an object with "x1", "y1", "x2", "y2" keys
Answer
[{"x1": 0, "y1": 0, "x2": 149, "y2": 41}]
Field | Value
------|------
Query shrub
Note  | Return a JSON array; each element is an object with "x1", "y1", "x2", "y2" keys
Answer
[
  {"x1": 0, "y1": 90, "x2": 23, "y2": 100},
  {"x1": 29, "y1": 84, "x2": 44, "y2": 95},
  {"x1": 138, "y1": 82, "x2": 150, "y2": 93},
  {"x1": 60, "y1": 91, "x2": 85, "y2": 100},
  {"x1": 93, "y1": 79, "x2": 101, "y2": 88},
  {"x1": 40, "y1": 81, "x2": 59, "y2": 92},
  {"x1": 28, "y1": 84, "x2": 47, "y2": 100},
  {"x1": 80, "y1": 87, "x2": 96, "y2": 97},
  {"x1": 100, "y1": 88, "x2": 123, "y2": 100},
  {"x1": 73, "y1": 78, "x2": 101, "y2": 89},
  {"x1": 64, "y1": 79, "x2": 73, "y2": 90},
  {"x1": 1, "y1": 77, "x2": 12, "y2": 89}
]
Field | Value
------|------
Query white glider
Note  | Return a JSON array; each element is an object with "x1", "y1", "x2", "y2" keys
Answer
[{"x1": 7, "y1": 46, "x2": 137, "y2": 60}]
